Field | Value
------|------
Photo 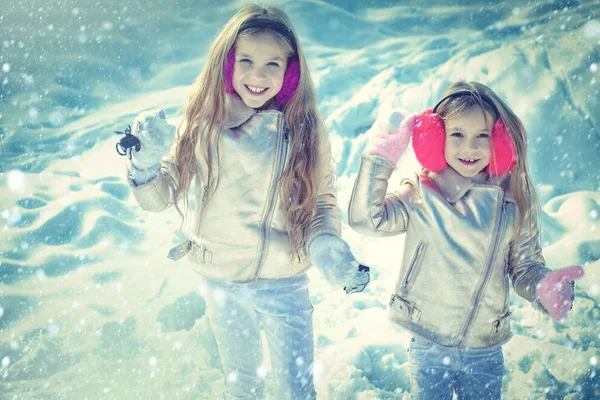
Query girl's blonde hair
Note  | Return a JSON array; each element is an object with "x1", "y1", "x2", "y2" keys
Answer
[
  {"x1": 173, "y1": 4, "x2": 327, "y2": 257},
  {"x1": 435, "y1": 81, "x2": 538, "y2": 239}
]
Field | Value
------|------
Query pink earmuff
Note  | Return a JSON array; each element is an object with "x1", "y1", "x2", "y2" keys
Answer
[
  {"x1": 412, "y1": 109, "x2": 447, "y2": 173},
  {"x1": 275, "y1": 58, "x2": 300, "y2": 105},
  {"x1": 488, "y1": 118, "x2": 517, "y2": 176},
  {"x1": 224, "y1": 49, "x2": 236, "y2": 93},
  {"x1": 224, "y1": 49, "x2": 300, "y2": 106},
  {"x1": 412, "y1": 108, "x2": 517, "y2": 176}
]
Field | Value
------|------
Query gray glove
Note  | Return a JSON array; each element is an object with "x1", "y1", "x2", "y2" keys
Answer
[
  {"x1": 344, "y1": 264, "x2": 371, "y2": 294},
  {"x1": 308, "y1": 234, "x2": 371, "y2": 294},
  {"x1": 129, "y1": 110, "x2": 176, "y2": 171}
]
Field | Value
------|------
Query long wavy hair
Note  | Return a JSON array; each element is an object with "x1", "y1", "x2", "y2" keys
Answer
[
  {"x1": 173, "y1": 5, "x2": 326, "y2": 257},
  {"x1": 435, "y1": 81, "x2": 538, "y2": 239}
]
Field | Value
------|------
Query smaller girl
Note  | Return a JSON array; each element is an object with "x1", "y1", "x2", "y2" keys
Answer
[
  {"x1": 349, "y1": 81, "x2": 584, "y2": 399},
  {"x1": 123, "y1": 5, "x2": 368, "y2": 400}
]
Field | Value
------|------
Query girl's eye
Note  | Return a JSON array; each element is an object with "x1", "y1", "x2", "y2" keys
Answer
[
  {"x1": 477, "y1": 133, "x2": 490, "y2": 139},
  {"x1": 450, "y1": 132, "x2": 463, "y2": 138},
  {"x1": 239, "y1": 58, "x2": 252, "y2": 64},
  {"x1": 267, "y1": 62, "x2": 281, "y2": 68}
]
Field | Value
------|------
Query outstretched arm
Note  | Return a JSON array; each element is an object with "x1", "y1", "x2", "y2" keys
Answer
[
  {"x1": 304, "y1": 135, "x2": 370, "y2": 293},
  {"x1": 508, "y1": 205, "x2": 584, "y2": 321}
]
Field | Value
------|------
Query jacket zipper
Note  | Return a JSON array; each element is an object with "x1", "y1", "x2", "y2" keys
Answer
[
  {"x1": 195, "y1": 185, "x2": 209, "y2": 236},
  {"x1": 456, "y1": 195, "x2": 507, "y2": 347},
  {"x1": 250, "y1": 116, "x2": 288, "y2": 280},
  {"x1": 199, "y1": 185, "x2": 209, "y2": 258},
  {"x1": 502, "y1": 257, "x2": 510, "y2": 310},
  {"x1": 401, "y1": 242, "x2": 427, "y2": 296}
]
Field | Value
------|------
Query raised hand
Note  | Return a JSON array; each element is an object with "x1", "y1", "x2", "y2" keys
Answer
[
  {"x1": 365, "y1": 109, "x2": 415, "y2": 166},
  {"x1": 537, "y1": 265, "x2": 584, "y2": 321},
  {"x1": 130, "y1": 110, "x2": 176, "y2": 170}
]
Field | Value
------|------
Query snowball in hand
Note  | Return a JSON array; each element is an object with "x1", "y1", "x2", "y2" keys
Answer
[{"x1": 130, "y1": 110, "x2": 176, "y2": 170}]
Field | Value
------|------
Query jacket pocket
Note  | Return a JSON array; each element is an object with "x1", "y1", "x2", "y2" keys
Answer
[
  {"x1": 491, "y1": 310, "x2": 511, "y2": 335},
  {"x1": 401, "y1": 242, "x2": 427, "y2": 296},
  {"x1": 409, "y1": 336, "x2": 434, "y2": 352},
  {"x1": 389, "y1": 294, "x2": 422, "y2": 322}
]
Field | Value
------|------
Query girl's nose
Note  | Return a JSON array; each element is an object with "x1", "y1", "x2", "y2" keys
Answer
[
  {"x1": 466, "y1": 138, "x2": 480, "y2": 150},
  {"x1": 253, "y1": 67, "x2": 268, "y2": 79}
]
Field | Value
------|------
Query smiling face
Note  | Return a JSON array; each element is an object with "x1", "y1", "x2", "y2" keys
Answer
[
  {"x1": 443, "y1": 105, "x2": 493, "y2": 178},
  {"x1": 232, "y1": 33, "x2": 288, "y2": 109}
]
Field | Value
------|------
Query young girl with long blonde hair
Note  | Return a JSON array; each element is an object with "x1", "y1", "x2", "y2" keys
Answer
[
  {"x1": 349, "y1": 81, "x2": 584, "y2": 399},
  {"x1": 123, "y1": 5, "x2": 369, "y2": 399}
]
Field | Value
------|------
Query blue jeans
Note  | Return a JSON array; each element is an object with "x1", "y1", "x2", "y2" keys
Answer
[
  {"x1": 203, "y1": 274, "x2": 316, "y2": 400},
  {"x1": 408, "y1": 336, "x2": 504, "y2": 400}
]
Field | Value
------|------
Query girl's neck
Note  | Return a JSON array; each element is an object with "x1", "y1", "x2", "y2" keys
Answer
[
  {"x1": 446, "y1": 167, "x2": 489, "y2": 184},
  {"x1": 469, "y1": 171, "x2": 489, "y2": 184},
  {"x1": 256, "y1": 98, "x2": 275, "y2": 111}
]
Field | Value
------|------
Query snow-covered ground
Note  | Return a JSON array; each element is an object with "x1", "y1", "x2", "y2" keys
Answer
[{"x1": 1, "y1": 0, "x2": 599, "y2": 399}]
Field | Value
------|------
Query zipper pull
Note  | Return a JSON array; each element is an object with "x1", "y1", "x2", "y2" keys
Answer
[
  {"x1": 201, "y1": 185, "x2": 208, "y2": 204},
  {"x1": 493, "y1": 319, "x2": 500, "y2": 333},
  {"x1": 284, "y1": 125, "x2": 289, "y2": 142}
]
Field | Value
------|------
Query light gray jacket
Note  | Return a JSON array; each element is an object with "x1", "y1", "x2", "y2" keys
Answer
[
  {"x1": 349, "y1": 155, "x2": 550, "y2": 348},
  {"x1": 128, "y1": 94, "x2": 340, "y2": 282}
]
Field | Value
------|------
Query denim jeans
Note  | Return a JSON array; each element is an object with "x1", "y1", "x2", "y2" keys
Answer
[
  {"x1": 203, "y1": 274, "x2": 316, "y2": 400},
  {"x1": 408, "y1": 336, "x2": 504, "y2": 400}
]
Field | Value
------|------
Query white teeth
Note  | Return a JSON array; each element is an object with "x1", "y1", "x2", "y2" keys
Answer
[
  {"x1": 247, "y1": 85, "x2": 267, "y2": 93},
  {"x1": 461, "y1": 158, "x2": 477, "y2": 162}
]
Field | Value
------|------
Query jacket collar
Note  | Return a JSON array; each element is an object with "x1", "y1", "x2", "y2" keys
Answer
[
  {"x1": 427, "y1": 167, "x2": 514, "y2": 204},
  {"x1": 223, "y1": 93, "x2": 281, "y2": 129}
]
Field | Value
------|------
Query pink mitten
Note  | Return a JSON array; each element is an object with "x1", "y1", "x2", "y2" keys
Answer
[
  {"x1": 365, "y1": 110, "x2": 415, "y2": 166},
  {"x1": 537, "y1": 265, "x2": 584, "y2": 321}
]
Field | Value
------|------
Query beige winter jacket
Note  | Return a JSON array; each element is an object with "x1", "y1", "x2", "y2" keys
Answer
[
  {"x1": 128, "y1": 94, "x2": 341, "y2": 282},
  {"x1": 349, "y1": 155, "x2": 551, "y2": 348}
]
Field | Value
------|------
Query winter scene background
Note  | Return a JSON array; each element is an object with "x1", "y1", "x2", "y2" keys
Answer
[{"x1": 1, "y1": 0, "x2": 599, "y2": 399}]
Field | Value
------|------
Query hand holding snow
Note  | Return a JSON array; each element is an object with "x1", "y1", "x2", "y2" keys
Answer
[
  {"x1": 365, "y1": 110, "x2": 415, "y2": 166},
  {"x1": 343, "y1": 266, "x2": 370, "y2": 294},
  {"x1": 308, "y1": 234, "x2": 368, "y2": 292},
  {"x1": 129, "y1": 110, "x2": 176, "y2": 171},
  {"x1": 537, "y1": 265, "x2": 585, "y2": 321}
]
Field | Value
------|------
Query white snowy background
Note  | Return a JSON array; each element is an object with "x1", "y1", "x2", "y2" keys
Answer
[{"x1": 0, "y1": 0, "x2": 599, "y2": 399}]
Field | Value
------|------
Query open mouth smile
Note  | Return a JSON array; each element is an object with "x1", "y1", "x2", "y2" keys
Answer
[
  {"x1": 458, "y1": 158, "x2": 480, "y2": 165},
  {"x1": 245, "y1": 84, "x2": 268, "y2": 95}
]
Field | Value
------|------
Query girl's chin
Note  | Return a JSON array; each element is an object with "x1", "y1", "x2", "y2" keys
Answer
[
  {"x1": 239, "y1": 95, "x2": 274, "y2": 109},
  {"x1": 449, "y1": 165, "x2": 486, "y2": 178}
]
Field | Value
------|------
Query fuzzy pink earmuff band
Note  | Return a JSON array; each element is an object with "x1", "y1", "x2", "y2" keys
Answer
[
  {"x1": 224, "y1": 49, "x2": 300, "y2": 106},
  {"x1": 412, "y1": 108, "x2": 517, "y2": 176}
]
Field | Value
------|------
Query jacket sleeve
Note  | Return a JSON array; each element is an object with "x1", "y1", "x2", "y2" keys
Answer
[
  {"x1": 348, "y1": 155, "x2": 415, "y2": 236},
  {"x1": 126, "y1": 156, "x2": 181, "y2": 212},
  {"x1": 305, "y1": 138, "x2": 342, "y2": 249},
  {"x1": 508, "y1": 203, "x2": 551, "y2": 307}
]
